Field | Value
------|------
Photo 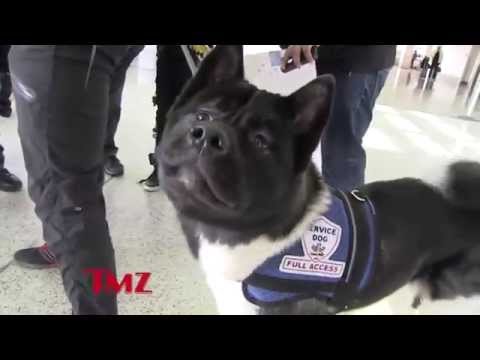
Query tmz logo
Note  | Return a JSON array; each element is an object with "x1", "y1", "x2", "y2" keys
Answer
[{"x1": 84, "y1": 268, "x2": 153, "y2": 295}]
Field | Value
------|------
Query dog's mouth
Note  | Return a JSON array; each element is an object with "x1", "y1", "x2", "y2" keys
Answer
[{"x1": 162, "y1": 163, "x2": 238, "y2": 212}]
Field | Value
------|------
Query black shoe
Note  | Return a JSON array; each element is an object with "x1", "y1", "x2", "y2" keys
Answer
[
  {"x1": 14, "y1": 243, "x2": 58, "y2": 270},
  {"x1": 104, "y1": 155, "x2": 124, "y2": 177},
  {"x1": 141, "y1": 168, "x2": 161, "y2": 192},
  {"x1": 0, "y1": 105, "x2": 12, "y2": 118},
  {"x1": 0, "y1": 168, "x2": 22, "y2": 192}
]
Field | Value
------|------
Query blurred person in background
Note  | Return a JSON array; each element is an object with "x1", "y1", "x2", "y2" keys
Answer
[{"x1": 428, "y1": 46, "x2": 443, "y2": 87}]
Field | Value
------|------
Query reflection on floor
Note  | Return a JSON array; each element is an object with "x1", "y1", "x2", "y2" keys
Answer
[
  {"x1": 1, "y1": 60, "x2": 480, "y2": 315},
  {"x1": 378, "y1": 66, "x2": 479, "y2": 120}
]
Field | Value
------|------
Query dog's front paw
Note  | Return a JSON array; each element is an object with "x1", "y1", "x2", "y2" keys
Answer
[
  {"x1": 410, "y1": 279, "x2": 432, "y2": 310},
  {"x1": 411, "y1": 295, "x2": 423, "y2": 309}
]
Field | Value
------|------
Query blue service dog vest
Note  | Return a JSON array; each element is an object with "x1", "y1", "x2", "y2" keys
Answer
[{"x1": 243, "y1": 188, "x2": 378, "y2": 309}]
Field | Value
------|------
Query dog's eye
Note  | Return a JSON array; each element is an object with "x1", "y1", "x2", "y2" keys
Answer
[
  {"x1": 196, "y1": 111, "x2": 211, "y2": 122},
  {"x1": 254, "y1": 134, "x2": 269, "y2": 150}
]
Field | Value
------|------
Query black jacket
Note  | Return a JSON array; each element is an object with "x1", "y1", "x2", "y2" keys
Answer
[{"x1": 280, "y1": 45, "x2": 396, "y2": 74}]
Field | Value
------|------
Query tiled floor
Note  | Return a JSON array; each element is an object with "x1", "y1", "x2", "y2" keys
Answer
[{"x1": 1, "y1": 48, "x2": 480, "y2": 315}]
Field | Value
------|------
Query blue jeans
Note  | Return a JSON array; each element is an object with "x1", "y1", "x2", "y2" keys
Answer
[{"x1": 321, "y1": 69, "x2": 390, "y2": 191}]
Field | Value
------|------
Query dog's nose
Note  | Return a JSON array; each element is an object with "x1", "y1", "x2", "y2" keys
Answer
[
  {"x1": 190, "y1": 126, "x2": 206, "y2": 143},
  {"x1": 189, "y1": 125, "x2": 228, "y2": 153}
]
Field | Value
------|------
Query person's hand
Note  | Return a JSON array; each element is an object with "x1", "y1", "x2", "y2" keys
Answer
[{"x1": 281, "y1": 45, "x2": 316, "y2": 72}]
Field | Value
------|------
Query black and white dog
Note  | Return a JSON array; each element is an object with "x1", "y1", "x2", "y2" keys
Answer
[{"x1": 157, "y1": 45, "x2": 480, "y2": 315}]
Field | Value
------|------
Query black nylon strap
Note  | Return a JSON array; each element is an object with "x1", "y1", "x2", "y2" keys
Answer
[{"x1": 328, "y1": 190, "x2": 376, "y2": 309}]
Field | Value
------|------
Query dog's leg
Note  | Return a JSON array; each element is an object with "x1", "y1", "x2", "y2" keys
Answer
[{"x1": 410, "y1": 279, "x2": 432, "y2": 312}]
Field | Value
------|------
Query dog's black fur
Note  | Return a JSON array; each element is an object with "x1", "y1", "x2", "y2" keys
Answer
[{"x1": 157, "y1": 45, "x2": 480, "y2": 314}]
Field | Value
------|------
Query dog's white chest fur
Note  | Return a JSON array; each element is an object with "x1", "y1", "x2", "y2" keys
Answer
[
  {"x1": 198, "y1": 236, "x2": 262, "y2": 315},
  {"x1": 197, "y1": 189, "x2": 331, "y2": 315},
  {"x1": 198, "y1": 234, "x2": 298, "y2": 282}
]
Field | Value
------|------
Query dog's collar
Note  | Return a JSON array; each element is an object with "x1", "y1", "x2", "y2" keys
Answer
[{"x1": 242, "y1": 188, "x2": 378, "y2": 310}]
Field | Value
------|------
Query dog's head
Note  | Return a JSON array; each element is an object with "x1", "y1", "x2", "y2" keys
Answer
[{"x1": 158, "y1": 46, "x2": 334, "y2": 230}]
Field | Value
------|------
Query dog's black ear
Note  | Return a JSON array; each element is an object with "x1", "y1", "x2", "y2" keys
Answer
[
  {"x1": 173, "y1": 45, "x2": 244, "y2": 108},
  {"x1": 289, "y1": 74, "x2": 335, "y2": 173}
]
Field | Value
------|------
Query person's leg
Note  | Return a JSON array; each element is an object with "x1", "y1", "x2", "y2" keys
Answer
[
  {"x1": 0, "y1": 144, "x2": 22, "y2": 192},
  {"x1": 0, "y1": 45, "x2": 12, "y2": 117},
  {"x1": 154, "y1": 46, "x2": 193, "y2": 138},
  {"x1": 426, "y1": 66, "x2": 435, "y2": 90},
  {"x1": 104, "y1": 45, "x2": 144, "y2": 177},
  {"x1": 10, "y1": 45, "x2": 130, "y2": 314},
  {"x1": 0, "y1": 142, "x2": 22, "y2": 193},
  {"x1": 1, "y1": 45, "x2": 22, "y2": 191},
  {"x1": 142, "y1": 45, "x2": 192, "y2": 191},
  {"x1": 321, "y1": 69, "x2": 390, "y2": 191}
]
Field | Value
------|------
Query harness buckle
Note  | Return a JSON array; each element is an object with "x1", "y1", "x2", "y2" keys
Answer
[{"x1": 351, "y1": 189, "x2": 366, "y2": 202}]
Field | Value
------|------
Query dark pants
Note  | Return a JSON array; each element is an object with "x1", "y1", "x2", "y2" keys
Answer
[
  {"x1": 0, "y1": 45, "x2": 10, "y2": 72},
  {"x1": 429, "y1": 64, "x2": 439, "y2": 81},
  {"x1": 320, "y1": 69, "x2": 390, "y2": 191},
  {"x1": 144, "y1": 46, "x2": 191, "y2": 174},
  {"x1": 0, "y1": 45, "x2": 11, "y2": 110},
  {"x1": 0, "y1": 143, "x2": 4, "y2": 169},
  {"x1": 1, "y1": 45, "x2": 11, "y2": 170},
  {"x1": 104, "y1": 45, "x2": 144, "y2": 158},
  {"x1": 154, "y1": 46, "x2": 192, "y2": 144},
  {"x1": 9, "y1": 45, "x2": 135, "y2": 315}
]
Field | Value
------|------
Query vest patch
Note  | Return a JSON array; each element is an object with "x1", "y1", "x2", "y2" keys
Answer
[{"x1": 280, "y1": 216, "x2": 345, "y2": 278}]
